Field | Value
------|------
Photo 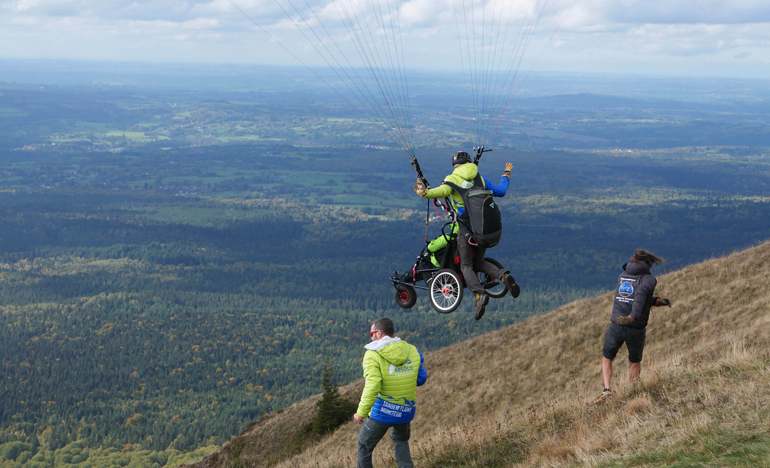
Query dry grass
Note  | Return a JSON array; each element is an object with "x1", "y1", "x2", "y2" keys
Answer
[{"x1": 185, "y1": 240, "x2": 770, "y2": 468}]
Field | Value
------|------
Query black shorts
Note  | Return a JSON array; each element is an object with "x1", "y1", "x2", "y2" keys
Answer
[{"x1": 602, "y1": 322, "x2": 646, "y2": 363}]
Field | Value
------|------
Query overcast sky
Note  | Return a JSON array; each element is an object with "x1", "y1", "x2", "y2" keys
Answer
[{"x1": 1, "y1": 0, "x2": 769, "y2": 78}]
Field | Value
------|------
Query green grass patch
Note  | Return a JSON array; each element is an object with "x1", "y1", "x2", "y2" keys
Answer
[
  {"x1": 113, "y1": 100, "x2": 156, "y2": 110},
  {"x1": 73, "y1": 121, "x2": 114, "y2": 132},
  {"x1": 597, "y1": 431, "x2": 770, "y2": 468},
  {"x1": 123, "y1": 205, "x2": 273, "y2": 226},
  {"x1": 102, "y1": 131, "x2": 161, "y2": 142},
  {"x1": 424, "y1": 433, "x2": 527, "y2": 468},
  {"x1": 50, "y1": 137, "x2": 88, "y2": 143},
  {"x1": 216, "y1": 135, "x2": 276, "y2": 142}
]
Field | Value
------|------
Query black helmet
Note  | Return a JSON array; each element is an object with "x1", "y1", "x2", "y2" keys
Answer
[{"x1": 452, "y1": 151, "x2": 471, "y2": 167}]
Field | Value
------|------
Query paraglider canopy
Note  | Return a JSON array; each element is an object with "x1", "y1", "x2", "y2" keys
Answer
[{"x1": 231, "y1": 0, "x2": 573, "y2": 177}]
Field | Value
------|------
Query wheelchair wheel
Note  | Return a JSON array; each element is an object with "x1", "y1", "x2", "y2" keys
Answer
[
  {"x1": 429, "y1": 269, "x2": 464, "y2": 314},
  {"x1": 394, "y1": 284, "x2": 417, "y2": 309},
  {"x1": 480, "y1": 258, "x2": 508, "y2": 299}
]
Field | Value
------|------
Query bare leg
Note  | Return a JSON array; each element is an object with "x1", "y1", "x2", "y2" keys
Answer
[
  {"x1": 602, "y1": 357, "x2": 613, "y2": 389},
  {"x1": 629, "y1": 362, "x2": 641, "y2": 381}
]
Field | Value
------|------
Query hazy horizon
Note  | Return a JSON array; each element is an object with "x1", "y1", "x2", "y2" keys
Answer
[
  {"x1": 2, "y1": 0, "x2": 770, "y2": 79},
  {"x1": 3, "y1": 57, "x2": 770, "y2": 98}
]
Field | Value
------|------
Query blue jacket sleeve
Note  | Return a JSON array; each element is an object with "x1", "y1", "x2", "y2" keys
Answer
[
  {"x1": 482, "y1": 176, "x2": 509, "y2": 197},
  {"x1": 416, "y1": 349, "x2": 427, "y2": 386}
]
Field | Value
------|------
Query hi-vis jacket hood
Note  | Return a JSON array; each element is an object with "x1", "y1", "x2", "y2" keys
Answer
[
  {"x1": 356, "y1": 337, "x2": 427, "y2": 425},
  {"x1": 422, "y1": 163, "x2": 485, "y2": 213},
  {"x1": 365, "y1": 336, "x2": 410, "y2": 365},
  {"x1": 445, "y1": 162, "x2": 478, "y2": 185}
]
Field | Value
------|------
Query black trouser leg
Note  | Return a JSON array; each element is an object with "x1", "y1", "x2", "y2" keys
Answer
[{"x1": 457, "y1": 224, "x2": 506, "y2": 293}]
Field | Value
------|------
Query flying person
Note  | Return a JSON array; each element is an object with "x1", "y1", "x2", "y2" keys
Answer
[
  {"x1": 413, "y1": 151, "x2": 520, "y2": 320},
  {"x1": 596, "y1": 249, "x2": 672, "y2": 403}
]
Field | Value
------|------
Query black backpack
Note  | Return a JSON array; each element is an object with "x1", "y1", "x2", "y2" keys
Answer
[{"x1": 444, "y1": 174, "x2": 502, "y2": 248}]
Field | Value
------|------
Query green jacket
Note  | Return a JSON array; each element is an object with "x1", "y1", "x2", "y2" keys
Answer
[
  {"x1": 421, "y1": 163, "x2": 485, "y2": 213},
  {"x1": 427, "y1": 223, "x2": 459, "y2": 267},
  {"x1": 356, "y1": 337, "x2": 427, "y2": 424}
]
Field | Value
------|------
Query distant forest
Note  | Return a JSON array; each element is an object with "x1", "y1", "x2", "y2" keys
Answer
[{"x1": 0, "y1": 71, "x2": 770, "y2": 467}]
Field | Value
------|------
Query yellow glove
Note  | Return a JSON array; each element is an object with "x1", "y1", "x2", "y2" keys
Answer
[
  {"x1": 503, "y1": 162, "x2": 513, "y2": 178},
  {"x1": 413, "y1": 180, "x2": 428, "y2": 197}
]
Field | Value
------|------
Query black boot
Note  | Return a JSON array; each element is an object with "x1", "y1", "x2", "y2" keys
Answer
[
  {"x1": 474, "y1": 292, "x2": 489, "y2": 320},
  {"x1": 502, "y1": 273, "x2": 521, "y2": 299}
]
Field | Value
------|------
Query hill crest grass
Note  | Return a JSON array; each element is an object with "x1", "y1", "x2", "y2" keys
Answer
[{"x1": 185, "y1": 239, "x2": 770, "y2": 468}]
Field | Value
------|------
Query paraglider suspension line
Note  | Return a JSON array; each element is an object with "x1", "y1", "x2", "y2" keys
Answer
[{"x1": 424, "y1": 198, "x2": 431, "y2": 245}]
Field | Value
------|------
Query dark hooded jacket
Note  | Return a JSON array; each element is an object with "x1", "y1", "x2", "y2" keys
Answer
[{"x1": 610, "y1": 261, "x2": 659, "y2": 329}]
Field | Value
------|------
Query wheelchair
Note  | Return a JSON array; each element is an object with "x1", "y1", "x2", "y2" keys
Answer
[{"x1": 389, "y1": 215, "x2": 508, "y2": 314}]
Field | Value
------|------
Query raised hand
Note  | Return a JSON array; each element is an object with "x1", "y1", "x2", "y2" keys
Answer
[{"x1": 413, "y1": 180, "x2": 428, "y2": 197}]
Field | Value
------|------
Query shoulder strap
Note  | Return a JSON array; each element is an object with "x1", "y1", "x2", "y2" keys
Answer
[
  {"x1": 443, "y1": 180, "x2": 464, "y2": 195},
  {"x1": 442, "y1": 181, "x2": 470, "y2": 226},
  {"x1": 444, "y1": 174, "x2": 483, "y2": 195}
]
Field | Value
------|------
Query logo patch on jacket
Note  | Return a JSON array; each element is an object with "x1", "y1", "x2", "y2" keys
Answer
[
  {"x1": 618, "y1": 281, "x2": 634, "y2": 297},
  {"x1": 389, "y1": 360, "x2": 415, "y2": 376}
]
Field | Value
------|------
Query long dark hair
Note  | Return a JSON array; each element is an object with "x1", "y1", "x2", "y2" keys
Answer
[{"x1": 630, "y1": 249, "x2": 665, "y2": 268}]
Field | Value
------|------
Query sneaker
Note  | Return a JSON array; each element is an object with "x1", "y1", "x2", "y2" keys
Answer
[
  {"x1": 503, "y1": 273, "x2": 521, "y2": 299},
  {"x1": 595, "y1": 388, "x2": 613, "y2": 403},
  {"x1": 474, "y1": 292, "x2": 489, "y2": 320}
]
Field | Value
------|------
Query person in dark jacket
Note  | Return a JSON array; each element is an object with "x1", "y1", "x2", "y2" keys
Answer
[{"x1": 596, "y1": 249, "x2": 672, "y2": 402}]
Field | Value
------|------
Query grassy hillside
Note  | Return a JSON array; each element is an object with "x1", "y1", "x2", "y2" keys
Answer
[{"x1": 187, "y1": 239, "x2": 770, "y2": 467}]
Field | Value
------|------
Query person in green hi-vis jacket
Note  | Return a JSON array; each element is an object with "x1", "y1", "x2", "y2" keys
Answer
[{"x1": 354, "y1": 317, "x2": 427, "y2": 468}]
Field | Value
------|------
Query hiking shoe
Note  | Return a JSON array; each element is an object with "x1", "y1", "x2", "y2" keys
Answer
[
  {"x1": 474, "y1": 292, "x2": 490, "y2": 320},
  {"x1": 503, "y1": 273, "x2": 521, "y2": 299},
  {"x1": 595, "y1": 388, "x2": 613, "y2": 403}
]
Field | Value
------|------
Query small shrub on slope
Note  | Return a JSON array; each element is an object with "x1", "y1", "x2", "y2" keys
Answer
[{"x1": 311, "y1": 359, "x2": 357, "y2": 435}]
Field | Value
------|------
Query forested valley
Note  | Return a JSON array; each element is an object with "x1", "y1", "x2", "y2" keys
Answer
[{"x1": 1, "y1": 63, "x2": 770, "y2": 467}]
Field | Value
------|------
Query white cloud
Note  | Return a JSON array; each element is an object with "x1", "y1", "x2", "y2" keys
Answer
[
  {"x1": 9, "y1": 14, "x2": 38, "y2": 23},
  {"x1": 0, "y1": 0, "x2": 769, "y2": 77},
  {"x1": 398, "y1": 0, "x2": 447, "y2": 26},
  {"x1": 181, "y1": 17, "x2": 220, "y2": 29},
  {"x1": 606, "y1": 0, "x2": 770, "y2": 25}
]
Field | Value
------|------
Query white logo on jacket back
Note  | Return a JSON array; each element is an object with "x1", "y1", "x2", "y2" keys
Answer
[
  {"x1": 389, "y1": 359, "x2": 415, "y2": 376},
  {"x1": 618, "y1": 281, "x2": 634, "y2": 297}
]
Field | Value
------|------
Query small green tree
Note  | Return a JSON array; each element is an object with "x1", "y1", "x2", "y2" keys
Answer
[{"x1": 311, "y1": 358, "x2": 357, "y2": 435}]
